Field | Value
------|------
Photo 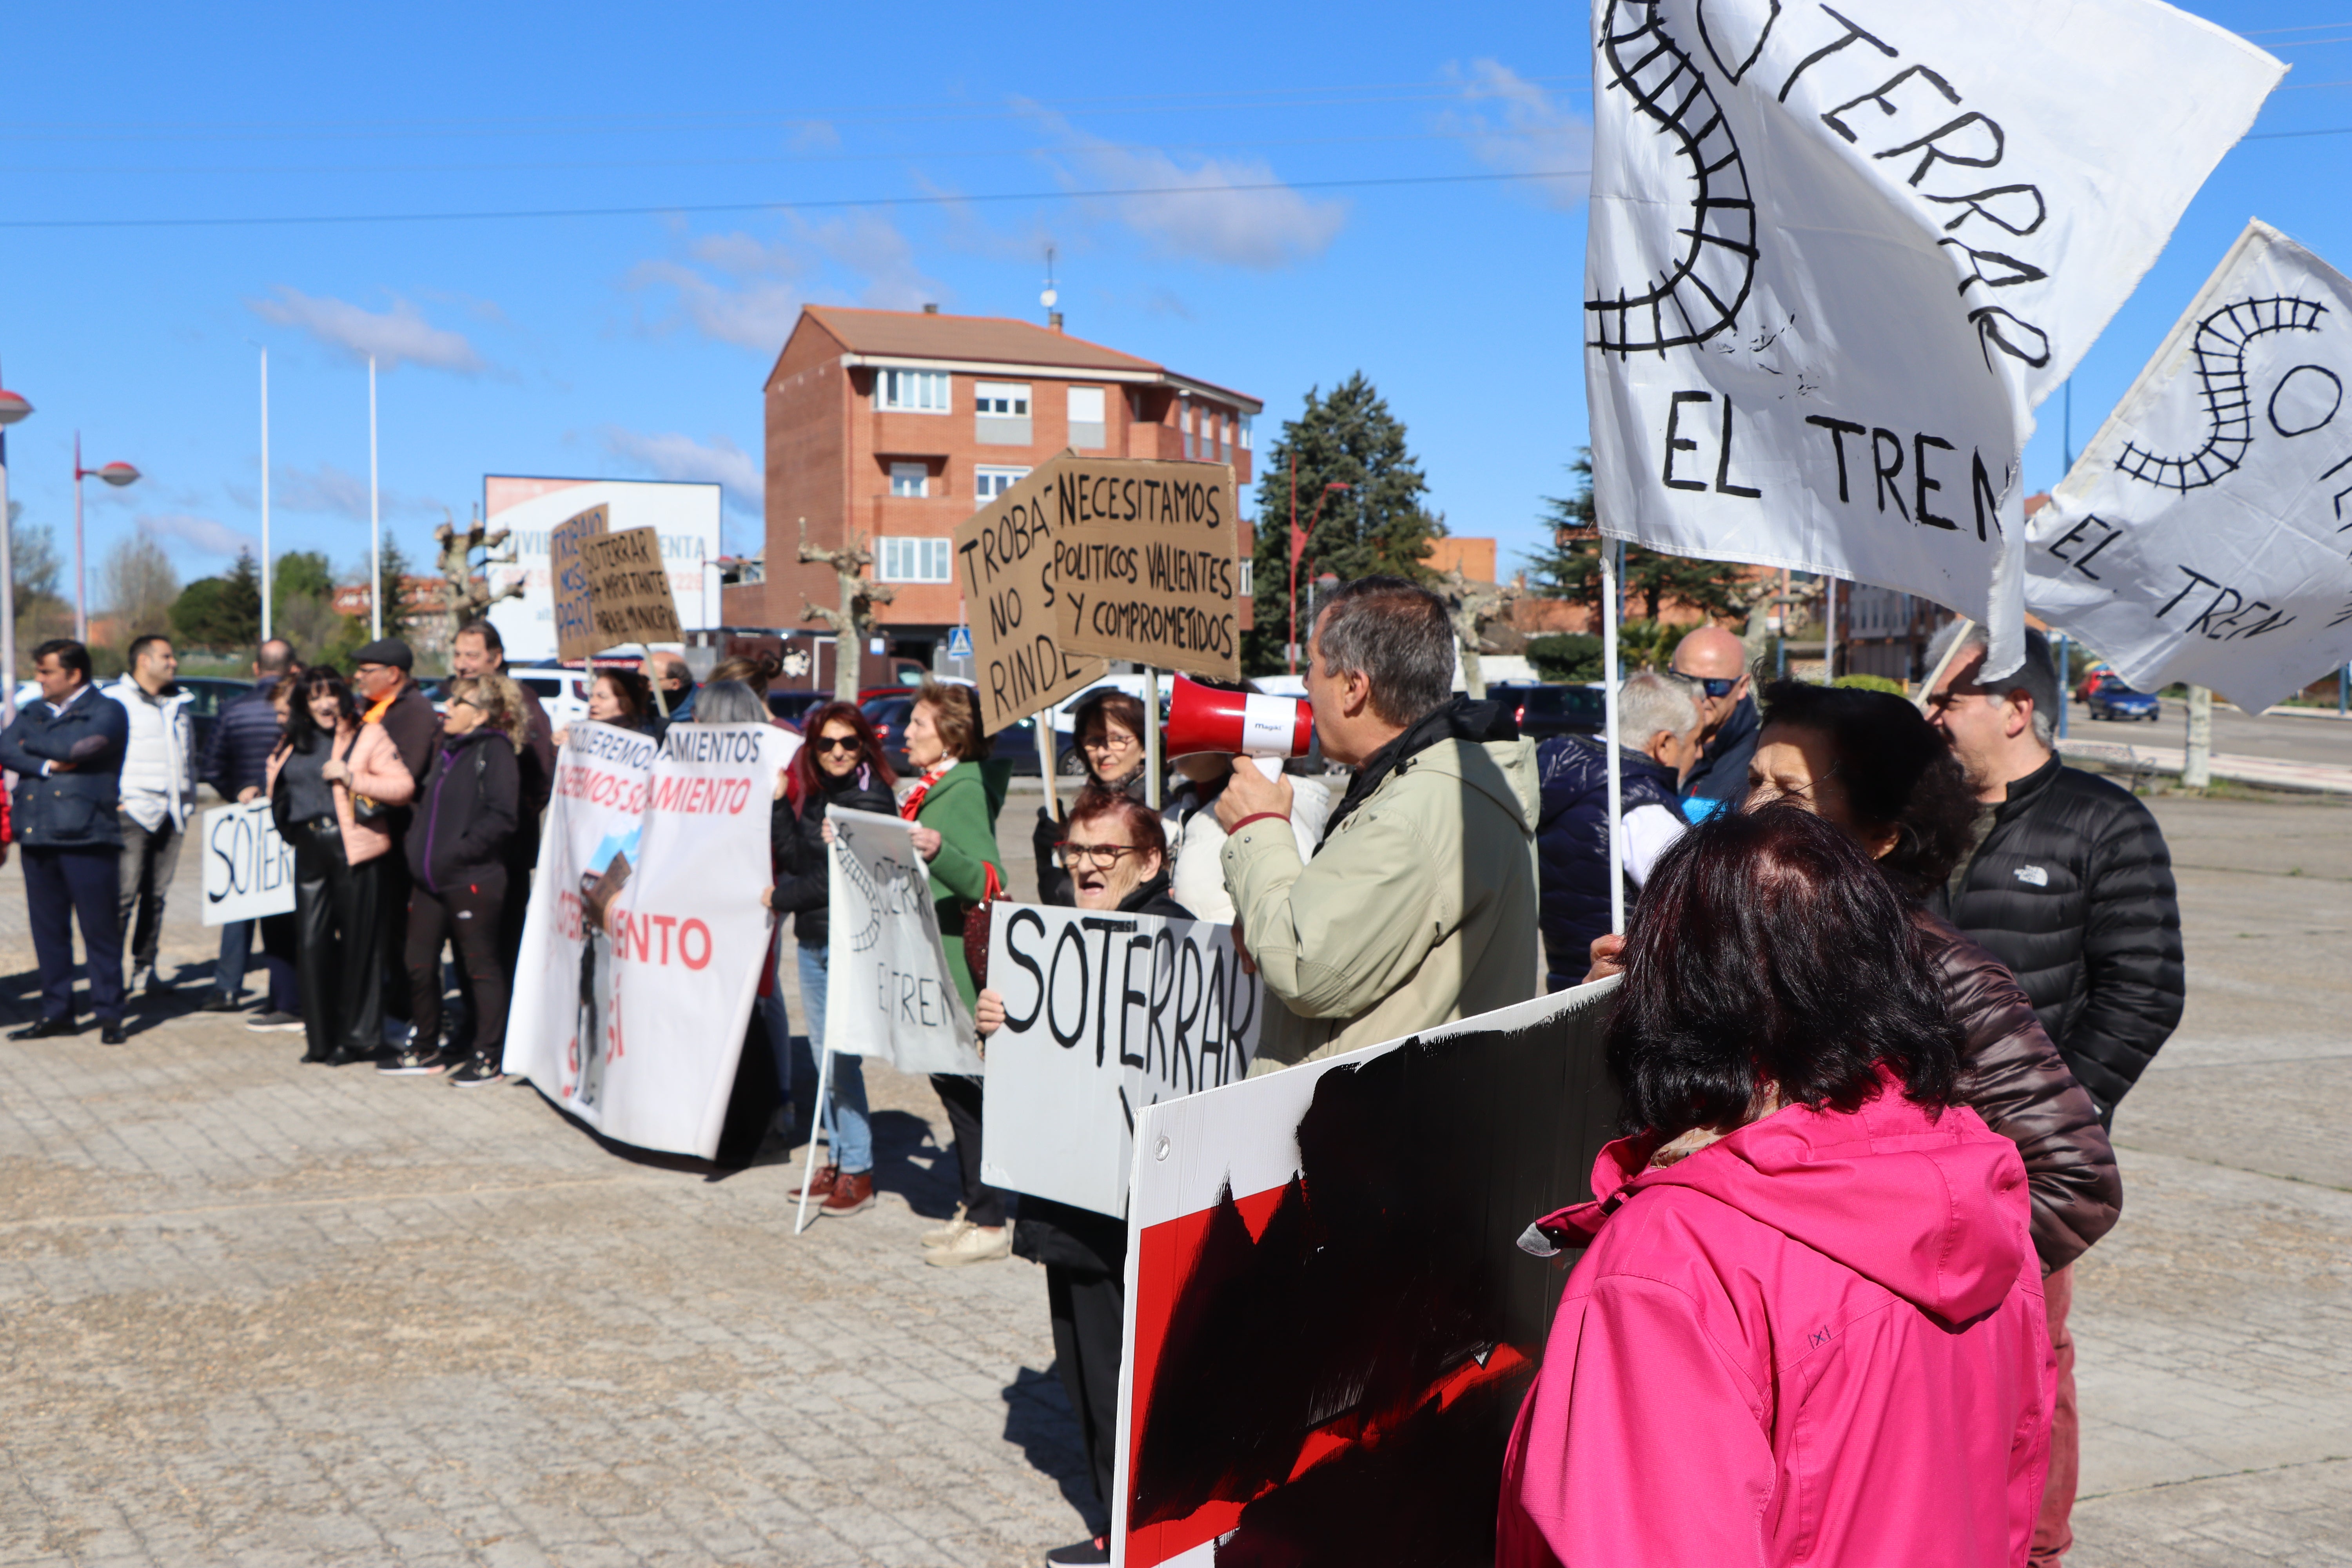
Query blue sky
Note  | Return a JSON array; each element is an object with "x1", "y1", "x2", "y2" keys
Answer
[{"x1": 0, "y1": 2, "x2": 2346, "y2": 618}]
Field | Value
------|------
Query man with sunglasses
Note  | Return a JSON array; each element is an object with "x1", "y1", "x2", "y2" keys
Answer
[{"x1": 1669, "y1": 625, "x2": 1760, "y2": 810}]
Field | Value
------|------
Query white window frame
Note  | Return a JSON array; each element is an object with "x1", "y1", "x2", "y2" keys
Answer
[
  {"x1": 973, "y1": 381, "x2": 1031, "y2": 417},
  {"x1": 1240, "y1": 415, "x2": 1253, "y2": 451},
  {"x1": 877, "y1": 367, "x2": 951, "y2": 413},
  {"x1": 889, "y1": 462, "x2": 929, "y2": 499},
  {"x1": 1238, "y1": 560, "x2": 1254, "y2": 597},
  {"x1": 975, "y1": 465, "x2": 1031, "y2": 501},
  {"x1": 878, "y1": 536, "x2": 953, "y2": 583}
]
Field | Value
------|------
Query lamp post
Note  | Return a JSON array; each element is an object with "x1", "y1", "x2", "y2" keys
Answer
[
  {"x1": 72, "y1": 435, "x2": 140, "y2": 645},
  {"x1": 0, "y1": 379, "x2": 31, "y2": 725},
  {"x1": 1286, "y1": 461, "x2": 1350, "y2": 674}
]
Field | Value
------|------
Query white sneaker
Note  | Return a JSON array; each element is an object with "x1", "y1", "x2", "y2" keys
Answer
[
  {"x1": 924, "y1": 1224, "x2": 1011, "y2": 1268},
  {"x1": 919, "y1": 1205, "x2": 971, "y2": 1249}
]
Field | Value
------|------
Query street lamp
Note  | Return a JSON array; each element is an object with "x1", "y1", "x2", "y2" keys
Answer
[
  {"x1": 73, "y1": 434, "x2": 140, "y2": 644},
  {"x1": 0, "y1": 381, "x2": 31, "y2": 725},
  {"x1": 1287, "y1": 459, "x2": 1351, "y2": 675}
]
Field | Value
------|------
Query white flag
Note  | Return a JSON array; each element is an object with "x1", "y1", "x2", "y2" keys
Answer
[
  {"x1": 1584, "y1": 0, "x2": 2279, "y2": 675},
  {"x1": 2027, "y1": 221, "x2": 2352, "y2": 712}
]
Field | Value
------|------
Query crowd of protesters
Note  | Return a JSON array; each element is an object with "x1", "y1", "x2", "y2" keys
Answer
[{"x1": 0, "y1": 574, "x2": 2185, "y2": 1567}]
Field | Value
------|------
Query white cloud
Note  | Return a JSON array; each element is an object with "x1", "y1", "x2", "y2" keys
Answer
[
  {"x1": 272, "y1": 461, "x2": 435, "y2": 521},
  {"x1": 140, "y1": 512, "x2": 255, "y2": 561},
  {"x1": 597, "y1": 428, "x2": 762, "y2": 518},
  {"x1": 629, "y1": 214, "x2": 946, "y2": 352},
  {"x1": 1024, "y1": 107, "x2": 1347, "y2": 270},
  {"x1": 248, "y1": 286, "x2": 486, "y2": 373},
  {"x1": 1441, "y1": 60, "x2": 1592, "y2": 211}
]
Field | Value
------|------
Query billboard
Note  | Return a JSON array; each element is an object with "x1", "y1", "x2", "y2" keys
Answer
[{"x1": 483, "y1": 477, "x2": 722, "y2": 662}]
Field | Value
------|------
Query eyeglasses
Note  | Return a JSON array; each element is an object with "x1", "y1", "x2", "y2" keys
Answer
[
  {"x1": 1058, "y1": 841, "x2": 1145, "y2": 869},
  {"x1": 814, "y1": 735, "x2": 860, "y2": 753},
  {"x1": 1082, "y1": 732, "x2": 1139, "y2": 751},
  {"x1": 447, "y1": 697, "x2": 477, "y2": 711},
  {"x1": 1676, "y1": 674, "x2": 1739, "y2": 699}
]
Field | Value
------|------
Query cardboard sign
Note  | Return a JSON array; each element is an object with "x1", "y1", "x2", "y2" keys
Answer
[
  {"x1": 1115, "y1": 980, "x2": 1622, "y2": 1568},
  {"x1": 579, "y1": 525, "x2": 683, "y2": 648},
  {"x1": 953, "y1": 459, "x2": 1109, "y2": 734},
  {"x1": 1049, "y1": 457, "x2": 1242, "y2": 680},
  {"x1": 826, "y1": 806, "x2": 983, "y2": 1076},
  {"x1": 550, "y1": 504, "x2": 606, "y2": 662},
  {"x1": 505, "y1": 720, "x2": 784, "y2": 1158},
  {"x1": 1583, "y1": 0, "x2": 2280, "y2": 678},
  {"x1": 2028, "y1": 220, "x2": 2352, "y2": 711},
  {"x1": 198, "y1": 800, "x2": 295, "y2": 926},
  {"x1": 978, "y1": 902, "x2": 1263, "y2": 1219}
]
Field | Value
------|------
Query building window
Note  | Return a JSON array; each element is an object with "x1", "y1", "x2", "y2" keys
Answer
[
  {"x1": 877, "y1": 368, "x2": 950, "y2": 412},
  {"x1": 1240, "y1": 415, "x2": 1252, "y2": 451},
  {"x1": 1067, "y1": 386, "x2": 1106, "y2": 450},
  {"x1": 974, "y1": 382, "x2": 1030, "y2": 416},
  {"x1": 1238, "y1": 560, "x2": 1254, "y2": 597},
  {"x1": 889, "y1": 462, "x2": 929, "y2": 499},
  {"x1": 1181, "y1": 400, "x2": 1195, "y2": 461},
  {"x1": 975, "y1": 465, "x2": 1030, "y2": 501},
  {"x1": 878, "y1": 536, "x2": 952, "y2": 583}
]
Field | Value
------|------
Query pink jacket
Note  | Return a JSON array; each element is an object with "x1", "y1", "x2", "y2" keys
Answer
[
  {"x1": 1500, "y1": 1073, "x2": 2052, "y2": 1568},
  {"x1": 265, "y1": 723, "x2": 416, "y2": 866}
]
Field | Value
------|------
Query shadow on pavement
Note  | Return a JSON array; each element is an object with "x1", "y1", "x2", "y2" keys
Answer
[{"x1": 1002, "y1": 1363, "x2": 1103, "y2": 1536}]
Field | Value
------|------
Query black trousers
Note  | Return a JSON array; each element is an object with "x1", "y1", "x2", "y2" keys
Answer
[
  {"x1": 22, "y1": 845, "x2": 125, "y2": 1024},
  {"x1": 377, "y1": 846, "x2": 413, "y2": 1028},
  {"x1": 929, "y1": 1072, "x2": 1008, "y2": 1227},
  {"x1": 405, "y1": 869, "x2": 508, "y2": 1063},
  {"x1": 292, "y1": 822, "x2": 383, "y2": 1062},
  {"x1": 1048, "y1": 1265, "x2": 1125, "y2": 1519}
]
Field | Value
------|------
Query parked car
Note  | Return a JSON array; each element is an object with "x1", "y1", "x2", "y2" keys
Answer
[
  {"x1": 2087, "y1": 682, "x2": 2161, "y2": 722},
  {"x1": 1487, "y1": 682, "x2": 1606, "y2": 739},
  {"x1": 860, "y1": 695, "x2": 1070, "y2": 778},
  {"x1": 173, "y1": 677, "x2": 257, "y2": 758},
  {"x1": 507, "y1": 668, "x2": 595, "y2": 731},
  {"x1": 2076, "y1": 666, "x2": 2119, "y2": 704}
]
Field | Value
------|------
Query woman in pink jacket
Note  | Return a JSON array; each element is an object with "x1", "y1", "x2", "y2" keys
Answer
[
  {"x1": 265, "y1": 667, "x2": 416, "y2": 1067},
  {"x1": 1501, "y1": 805, "x2": 2053, "y2": 1568}
]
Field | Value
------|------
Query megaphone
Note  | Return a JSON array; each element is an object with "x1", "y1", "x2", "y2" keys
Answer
[{"x1": 1166, "y1": 676, "x2": 1314, "y2": 759}]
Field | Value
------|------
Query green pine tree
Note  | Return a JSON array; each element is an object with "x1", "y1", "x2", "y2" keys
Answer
[
  {"x1": 1524, "y1": 450, "x2": 1753, "y2": 624},
  {"x1": 377, "y1": 535, "x2": 414, "y2": 640},
  {"x1": 168, "y1": 550, "x2": 262, "y2": 652},
  {"x1": 1243, "y1": 373, "x2": 1443, "y2": 673}
]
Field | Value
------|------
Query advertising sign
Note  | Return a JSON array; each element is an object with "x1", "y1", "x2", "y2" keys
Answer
[{"x1": 484, "y1": 477, "x2": 720, "y2": 661}]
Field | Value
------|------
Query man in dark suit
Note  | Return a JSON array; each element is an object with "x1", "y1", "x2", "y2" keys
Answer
[{"x1": 1, "y1": 639, "x2": 132, "y2": 1042}]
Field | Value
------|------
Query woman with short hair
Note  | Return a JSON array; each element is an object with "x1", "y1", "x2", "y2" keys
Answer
[
  {"x1": 900, "y1": 681, "x2": 1013, "y2": 1265},
  {"x1": 1501, "y1": 806, "x2": 2053, "y2": 1567}
]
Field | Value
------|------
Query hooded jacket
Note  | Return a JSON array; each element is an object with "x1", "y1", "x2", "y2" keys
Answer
[
  {"x1": 1499, "y1": 1074, "x2": 2052, "y2": 1568},
  {"x1": 405, "y1": 727, "x2": 521, "y2": 894},
  {"x1": 1224, "y1": 696, "x2": 1541, "y2": 1070},
  {"x1": 1927, "y1": 753, "x2": 2183, "y2": 1122}
]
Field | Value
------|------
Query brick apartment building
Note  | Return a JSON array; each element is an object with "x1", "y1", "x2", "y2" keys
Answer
[{"x1": 734, "y1": 305, "x2": 1263, "y2": 666}]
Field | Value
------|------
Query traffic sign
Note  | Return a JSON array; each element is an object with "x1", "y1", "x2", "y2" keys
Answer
[{"x1": 946, "y1": 625, "x2": 973, "y2": 659}]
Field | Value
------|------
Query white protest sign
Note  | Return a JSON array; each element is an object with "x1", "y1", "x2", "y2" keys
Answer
[
  {"x1": 506, "y1": 720, "x2": 783, "y2": 1158},
  {"x1": 2027, "y1": 221, "x2": 2352, "y2": 711},
  {"x1": 826, "y1": 806, "x2": 981, "y2": 1076},
  {"x1": 198, "y1": 800, "x2": 294, "y2": 926},
  {"x1": 1584, "y1": 0, "x2": 2280, "y2": 675},
  {"x1": 978, "y1": 901, "x2": 1263, "y2": 1219}
]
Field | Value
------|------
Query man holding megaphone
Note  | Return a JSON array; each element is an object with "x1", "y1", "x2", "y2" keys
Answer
[{"x1": 1212, "y1": 576, "x2": 1541, "y2": 1071}]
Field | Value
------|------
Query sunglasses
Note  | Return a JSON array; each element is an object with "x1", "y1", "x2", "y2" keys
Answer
[
  {"x1": 814, "y1": 735, "x2": 861, "y2": 753},
  {"x1": 1679, "y1": 675, "x2": 1739, "y2": 699}
]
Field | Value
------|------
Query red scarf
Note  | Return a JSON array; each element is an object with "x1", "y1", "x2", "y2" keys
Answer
[{"x1": 899, "y1": 760, "x2": 953, "y2": 821}]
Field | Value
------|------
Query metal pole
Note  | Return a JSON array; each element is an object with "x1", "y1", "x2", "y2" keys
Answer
[
  {"x1": 1602, "y1": 539, "x2": 1624, "y2": 937},
  {"x1": 2053, "y1": 632, "x2": 2069, "y2": 741},
  {"x1": 368, "y1": 356, "x2": 382, "y2": 641},
  {"x1": 0, "y1": 396, "x2": 13, "y2": 730},
  {"x1": 260, "y1": 347, "x2": 272, "y2": 641},
  {"x1": 73, "y1": 431, "x2": 87, "y2": 645},
  {"x1": 1143, "y1": 666, "x2": 1162, "y2": 809}
]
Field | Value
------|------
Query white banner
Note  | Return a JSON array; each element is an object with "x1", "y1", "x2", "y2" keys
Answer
[
  {"x1": 198, "y1": 800, "x2": 295, "y2": 926},
  {"x1": 505, "y1": 720, "x2": 785, "y2": 1158},
  {"x1": 2028, "y1": 221, "x2": 2352, "y2": 711},
  {"x1": 825, "y1": 806, "x2": 981, "y2": 1076},
  {"x1": 1584, "y1": 0, "x2": 2279, "y2": 675},
  {"x1": 978, "y1": 901, "x2": 1263, "y2": 1219}
]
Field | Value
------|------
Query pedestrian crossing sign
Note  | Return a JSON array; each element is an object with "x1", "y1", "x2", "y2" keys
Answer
[{"x1": 947, "y1": 626, "x2": 973, "y2": 659}]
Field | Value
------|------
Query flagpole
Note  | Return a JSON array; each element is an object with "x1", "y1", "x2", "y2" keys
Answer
[
  {"x1": 259, "y1": 347, "x2": 272, "y2": 641},
  {"x1": 1602, "y1": 537, "x2": 1624, "y2": 937},
  {"x1": 368, "y1": 355, "x2": 382, "y2": 641}
]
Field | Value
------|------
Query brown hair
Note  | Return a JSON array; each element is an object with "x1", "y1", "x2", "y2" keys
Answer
[
  {"x1": 914, "y1": 681, "x2": 989, "y2": 762},
  {"x1": 1063, "y1": 788, "x2": 1167, "y2": 861},
  {"x1": 1070, "y1": 687, "x2": 1150, "y2": 784},
  {"x1": 710, "y1": 651, "x2": 783, "y2": 690}
]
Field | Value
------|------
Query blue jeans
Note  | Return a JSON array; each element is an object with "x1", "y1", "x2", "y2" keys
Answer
[{"x1": 801, "y1": 941, "x2": 870, "y2": 1174}]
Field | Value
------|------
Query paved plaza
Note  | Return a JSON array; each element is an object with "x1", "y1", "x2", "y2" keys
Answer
[{"x1": 0, "y1": 781, "x2": 2347, "y2": 1566}]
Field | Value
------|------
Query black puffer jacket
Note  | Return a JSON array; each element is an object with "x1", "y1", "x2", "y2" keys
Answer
[
  {"x1": 1929, "y1": 753, "x2": 2185, "y2": 1123},
  {"x1": 1919, "y1": 910, "x2": 2121, "y2": 1273},
  {"x1": 771, "y1": 765, "x2": 897, "y2": 948}
]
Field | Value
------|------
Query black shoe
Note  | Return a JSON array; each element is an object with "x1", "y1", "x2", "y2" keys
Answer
[
  {"x1": 448, "y1": 1056, "x2": 504, "y2": 1087},
  {"x1": 320, "y1": 1048, "x2": 365, "y2": 1067},
  {"x1": 197, "y1": 992, "x2": 245, "y2": 1014},
  {"x1": 1044, "y1": 1538, "x2": 1110, "y2": 1566},
  {"x1": 9, "y1": 1017, "x2": 78, "y2": 1040},
  {"x1": 99, "y1": 1022, "x2": 128, "y2": 1046}
]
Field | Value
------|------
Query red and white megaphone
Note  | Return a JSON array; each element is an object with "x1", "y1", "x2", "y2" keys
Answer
[{"x1": 1165, "y1": 676, "x2": 1315, "y2": 759}]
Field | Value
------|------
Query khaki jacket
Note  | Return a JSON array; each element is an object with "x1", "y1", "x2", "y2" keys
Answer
[{"x1": 1223, "y1": 734, "x2": 1541, "y2": 1071}]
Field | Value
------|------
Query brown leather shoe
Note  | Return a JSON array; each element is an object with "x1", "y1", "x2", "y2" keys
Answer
[
  {"x1": 821, "y1": 1170, "x2": 875, "y2": 1216},
  {"x1": 788, "y1": 1164, "x2": 838, "y2": 1201}
]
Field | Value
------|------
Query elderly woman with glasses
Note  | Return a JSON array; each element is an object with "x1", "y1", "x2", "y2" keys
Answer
[{"x1": 1031, "y1": 686, "x2": 1152, "y2": 906}]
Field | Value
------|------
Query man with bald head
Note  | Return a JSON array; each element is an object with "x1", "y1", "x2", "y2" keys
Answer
[{"x1": 1668, "y1": 624, "x2": 1759, "y2": 809}]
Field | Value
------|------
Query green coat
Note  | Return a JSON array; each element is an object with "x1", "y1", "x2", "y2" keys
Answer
[{"x1": 915, "y1": 758, "x2": 1010, "y2": 1011}]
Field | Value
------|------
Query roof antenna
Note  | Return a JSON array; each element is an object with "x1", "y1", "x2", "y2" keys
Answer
[{"x1": 1042, "y1": 245, "x2": 1063, "y2": 332}]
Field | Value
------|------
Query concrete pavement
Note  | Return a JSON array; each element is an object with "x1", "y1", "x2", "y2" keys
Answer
[{"x1": 0, "y1": 782, "x2": 2345, "y2": 1565}]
